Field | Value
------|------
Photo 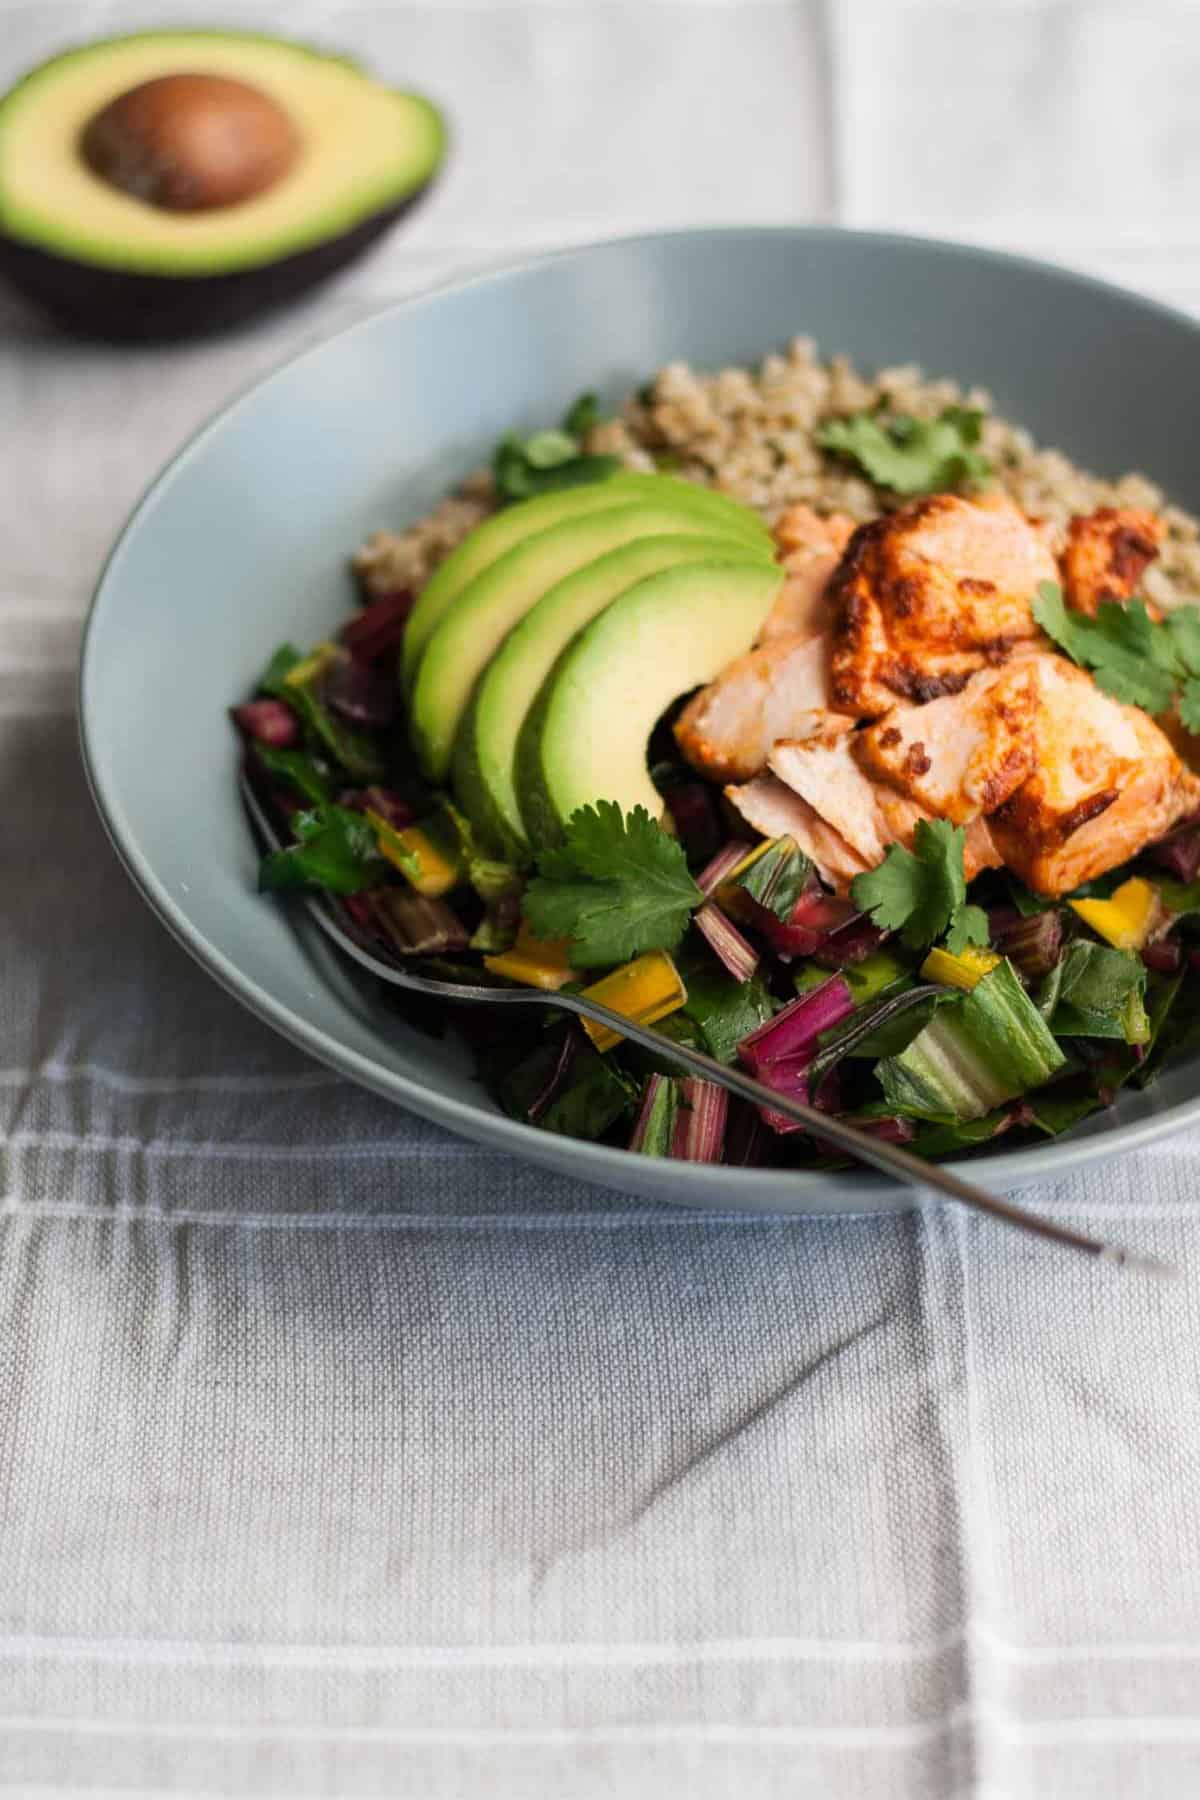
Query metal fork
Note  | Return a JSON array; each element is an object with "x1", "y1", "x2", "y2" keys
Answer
[{"x1": 242, "y1": 777, "x2": 1170, "y2": 1273}]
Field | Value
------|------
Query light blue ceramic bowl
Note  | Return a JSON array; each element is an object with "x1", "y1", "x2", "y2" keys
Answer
[{"x1": 80, "y1": 228, "x2": 1200, "y2": 1213}]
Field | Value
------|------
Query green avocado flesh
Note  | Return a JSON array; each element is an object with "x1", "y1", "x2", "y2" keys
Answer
[
  {"x1": 401, "y1": 470, "x2": 769, "y2": 691},
  {"x1": 409, "y1": 501, "x2": 768, "y2": 781},
  {"x1": 0, "y1": 32, "x2": 445, "y2": 275},
  {"x1": 518, "y1": 561, "x2": 783, "y2": 848},
  {"x1": 452, "y1": 534, "x2": 772, "y2": 852}
]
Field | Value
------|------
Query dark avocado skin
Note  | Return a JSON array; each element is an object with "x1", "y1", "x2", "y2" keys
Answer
[{"x1": 0, "y1": 184, "x2": 433, "y2": 341}]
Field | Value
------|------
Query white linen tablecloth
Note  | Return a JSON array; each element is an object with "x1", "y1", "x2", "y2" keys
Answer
[{"x1": 3, "y1": 3, "x2": 1200, "y2": 1795}]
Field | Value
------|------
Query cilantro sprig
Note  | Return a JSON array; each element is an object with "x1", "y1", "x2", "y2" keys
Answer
[
  {"x1": 816, "y1": 405, "x2": 991, "y2": 497},
  {"x1": 493, "y1": 391, "x2": 620, "y2": 504},
  {"x1": 1032, "y1": 581, "x2": 1200, "y2": 726},
  {"x1": 522, "y1": 801, "x2": 702, "y2": 967},
  {"x1": 850, "y1": 819, "x2": 989, "y2": 953}
]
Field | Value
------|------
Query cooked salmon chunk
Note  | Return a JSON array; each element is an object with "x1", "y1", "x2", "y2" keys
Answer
[
  {"x1": 987, "y1": 657, "x2": 1200, "y2": 895},
  {"x1": 674, "y1": 633, "x2": 837, "y2": 783},
  {"x1": 766, "y1": 732, "x2": 1002, "y2": 881},
  {"x1": 769, "y1": 732, "x2": 899, "y2": 866},
  {"x1": 827, "y1": 491, "x2": 1057, "y2": 716},
  {"x1": 761, "y1": 505, "x2": 855, "y2": 641},
  {"x1": 855, "y1": 660, "x2": 1040, "y2": 825},
  {"x1": 1060, "y1": 506, "x2": 1164, "y2": 616},
  {"x1": 724, "y1": 773, "x2": 870, "y2": 894}
]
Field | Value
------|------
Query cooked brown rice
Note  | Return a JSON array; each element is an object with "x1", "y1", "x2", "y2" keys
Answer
[{"x1": 353, "y1": 338, "x2": 1200, "y2": 610}]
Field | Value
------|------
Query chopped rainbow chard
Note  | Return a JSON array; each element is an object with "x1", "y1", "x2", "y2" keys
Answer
[
  {"x1": 1147, "y1": 819, "x2": 1200, "y2": 883},
  {"x1": 807, "y1": 983, "x2": 954, "y2": 1086},
  {"x1": 718, "y1": 837, "x2": 813, "y2": 931},
  {"x1": 670, "y1": 1078, "x2": 728, "y2": 1162},
  {"x1": 737, "y1": 973, "x2": 855, "y2": 1074},
  {"x1": 754, "y1": 1061, "x2": 841, "y2": 1136},
  {"x1": 988, "y1": 906, "x2": 1064, "y2": 982},
  {"x1": 322, "y1": 651, "x2": 397, "y2": 731},
  {"x1": 338, "y1": 786, "x2": 416, "y2": 830},
  {"x1": 527, "y1": 1031, "x2": 581, "y2": 1124},
  {"x1": 1143, "y1": 939, "x2": 1183, "y2": 976},
  {"x1": 629, "y1": 1074, "x2": 677, "y2": 1155},
  {"x1": 736, "y1": 973, "x2": 855, "y2": 1134},
  {"x1": 692, "y1": 902, "x2": 760, "y2": 982},
  {"x1": 369, "y1": 888, "x2": 470, "y2": 955},
  {"x1": 232, "y1": 697, "x2": 301, "y2": 748},
  {"x1": 339, "y1": 590, "x2": 414, "y2": 662},
  {"x1": 253, "y1": 744, "x2": 333, "y2": 806},
  {"x1": 811, "y1": 911, "x2": 887, "y2": 968},
  {"x1": 696, "y1": 840, "x2": 752, "y2": 897}
]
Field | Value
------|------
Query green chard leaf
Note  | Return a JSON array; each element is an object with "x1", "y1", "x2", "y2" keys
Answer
[
  {"x1": 252, "y1": 744, "x2": 333, "y2": 806},
  {"x1": 1037, "y1": 939, "x2": 1147, "y2": 1043},
  {"x1": 851, "y1": 818, "x2": 987, "y2": 951},
  {"x1": 258, "y1": 641, "x2": 386, "y2": 782},
  {"x1": 523, "y1": 801, "x2": 702, "y2": 967},
  {"x1": 257, "y1": 643, "x2": 304, "y2": 697},
  {"x1": 677, "y1": 949, "x2": 777, "y2": 1064},
  {"x1": 258, "y1": 804, "x2": 383, "y2": 896},
  {"x1": 816, "y1": 405, "x2": 991, "y2": 496}
]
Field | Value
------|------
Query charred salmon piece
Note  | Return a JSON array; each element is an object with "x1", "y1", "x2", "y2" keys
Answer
[
  {"x1": 766, "y1": 729, "x2": 1004, "y2": 879},
  {"x1": 723, "y1": 773, "x2": 870, "y2": 895},
  {"x1": 828, "y1": 491, "x2": 1057, "y2": 716},
  {"x1": 988, "y1": 656, "x2": 1200, "y2": 895},
  {"x1": 674, "y1": 633, "x2": 838, "y2": 783},
  {"x1": 761, "y1": 506, "x2": 856, "y2": 641},
  {"x1": 1060, "y1": 506, "x2": 1164, "y2": 616},
  {"x1": 855, "y1": 660, "x2": 1040, "y2": 826}
]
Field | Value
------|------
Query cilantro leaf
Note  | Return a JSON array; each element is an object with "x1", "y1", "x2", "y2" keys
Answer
[
  {"x1": 258, "y1": 803, "x2": 383, "y2": 896},
  {"x1": 564, "y1": 391, "x2": 602, "y2": 437},
  {"x1": 522, "y1": 801, "x2": 701, "y2": 966},
  {"x1": 492, "y1": 393, "x2": 617, "y2": 503},
  {"x1": 816, "y1": 405, "x2": 991, "y2": 496},
  {"x1": 1180, "y1": 679, "x2": 1200, "y2": 733},
  {"x1": 944, "y1": 903, "x2": 991, "y2": 955},
  {"x1": 851, "y1": 818, "x2": 982, "y2": 951},
  {"x1": 1032, "y1": 581, "x2": 1199, "y2": 717}
]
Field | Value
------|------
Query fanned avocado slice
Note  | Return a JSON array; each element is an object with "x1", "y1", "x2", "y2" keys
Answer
[
  {"x1": 0, "y1": 31, "x2": 445, "y2": 336},
  {"x1": 453, "y1": 533, "x2": 773, "y2": 853},
  {"x1": 518, "y1": 561, "x2": 784, "y2": 848},
  {"x1": 410, "y1": 500, "x2": 766, "y2": 782},
  {"x1": 401, "y1": 470, "x2": 770, "y2": 691}
]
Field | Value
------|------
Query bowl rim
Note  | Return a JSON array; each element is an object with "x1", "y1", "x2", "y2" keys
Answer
[{"x1": 79, "y1": 223, "x2": 1200, "y2": 1208}]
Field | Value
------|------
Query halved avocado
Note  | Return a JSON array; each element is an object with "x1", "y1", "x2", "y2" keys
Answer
[
  {"x1": 453, "y1": 534, "x2": 773, "y2": 853},
  {"x1": 518, "y1": 562, "x2": 783, "y2": 848},
  {"x1": 401, "y1": 470, "x2": 770, "y2": 691},
  {"x1": 410, "y1": 502, "x2": 763, "y2": 782},
  {"x1": 0, "y1": 32, "x2": 445, "y2": 338}
]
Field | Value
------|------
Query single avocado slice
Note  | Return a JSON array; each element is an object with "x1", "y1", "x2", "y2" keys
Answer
[
  {"x1": 453, "y1": 534, "x2": 774, "y2": 853},
  {"x1": 0, "y1": 32, "x2": 445, "y2": 338},
  {"x1": 518, "y1": 561, "x2": 784, "y2": 848},
  {"x1": 401, "y1": 470, "x2": 770, "y2": 692},
  {"x1": 410, "y1": 502, "x2": 763, "y2": 781}
]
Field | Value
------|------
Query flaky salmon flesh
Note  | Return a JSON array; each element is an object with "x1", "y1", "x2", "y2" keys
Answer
[{"x1": 684, "y1": 490, "x2": 1194, "y2": 898}]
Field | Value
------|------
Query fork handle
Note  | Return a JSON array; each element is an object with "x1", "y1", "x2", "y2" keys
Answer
[{"x1": 549, "y1": 991, "x2": 1167, "y2": 1274}]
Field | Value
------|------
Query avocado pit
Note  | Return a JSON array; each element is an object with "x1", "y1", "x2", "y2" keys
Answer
[{"x1": 80, "y1": 72, "x2": 300, "y2": 211}]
